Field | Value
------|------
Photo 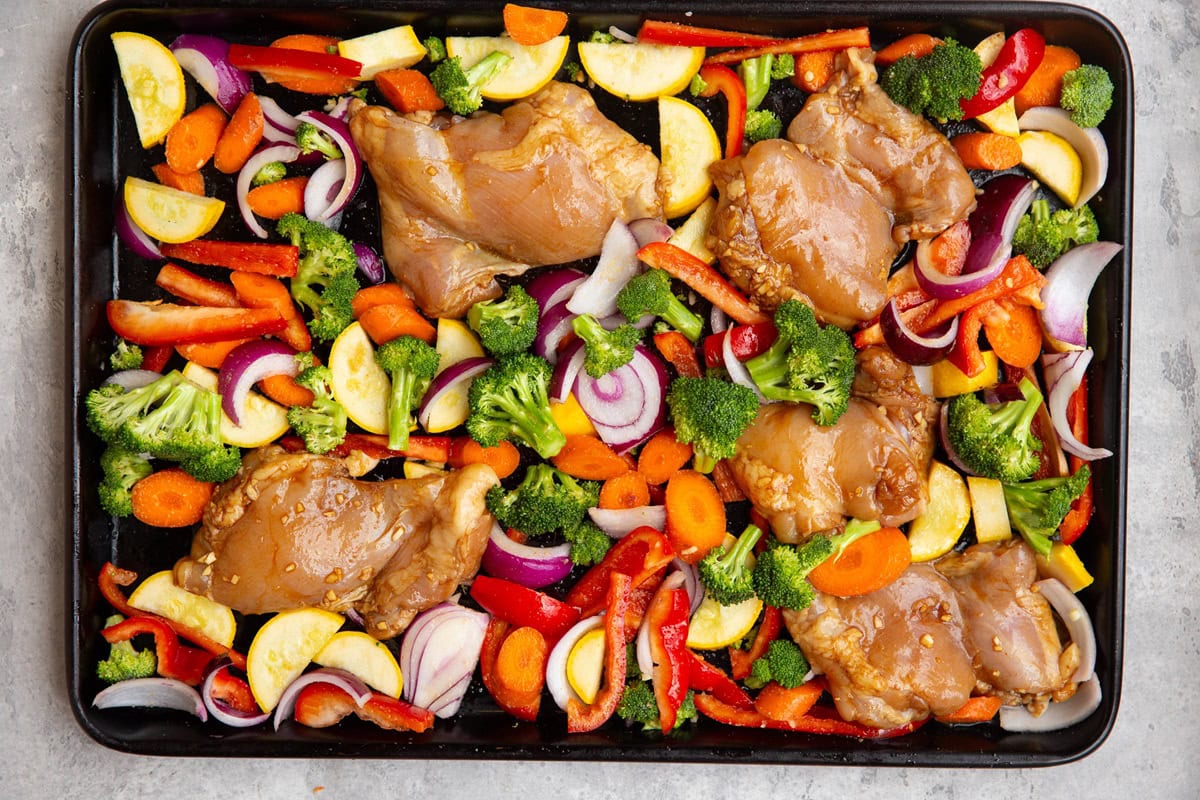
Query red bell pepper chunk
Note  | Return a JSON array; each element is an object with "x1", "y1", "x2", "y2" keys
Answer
[
  {"x1": 564, "y1": 526, "x2": 676, "y2": 619},
  {"x1": 702, "y1": 27, "x2": 872, "y2": 66},
  {"x1": 1059, "y1": 376, "x2": 1094, "y2": 544},
  {"x1": 227, "y1": 43, "x2": 362, "y2": 81},
  {"x1": 107, "y1": 300, "x2": 286, "y2": 347},
  {"x1": 292, "y1": 681, "x2": 434, "y2": 733},
  {"x1": 567, "y1": 571, "x2": 632, "y2": 732},
  {"x1": 702, "y1": 322, "x2": 778, "y2": 368},
  {"x1": 278, "y1": 432, "x2": 452, "y2": 463},
  {"x1": 638, "y1": 242, "x2": 769, "y2": 327},
  {"x1": 637, "y1": 20, "x2": 782, "y2": 48},
  {"x1": 141, "y1": 344, "x2": 174, "y2": 372},
  {"x1": 688, "y1": 651, "x2": 754, "y2": 710},
  {"x1": 646, "y1": 583, "x2": 692, "y2": 732},
  {"x1": 155, "y1": 263, "x2": 241, "y2": 308},
  {"x1": 694, "y1": 64, "x2": 747, "y2": 160},
  {"x1": 728, "y1": 604, "x2": 781, "y2": 680},
  {"x1": 159, "y1": 239, "x2": 300, "y2": 278},
  {"x1": 207, "y1": 663, "x2": 258, "y2": 714},
  {"x1": 470, "y1": 575, "x2": 582, "y2": 642},
  {"x1": 960, "y1": 28, "x2": 1046, "y2": 120},
  {"x1": 479, "y1": 618, "x2": 542, "y2": 721},
  {"x1": 653, "y1": 331, "x2": 703, "y2": 378},
  {"x1": 946, "y1": 299, "x2": 992, "y2": 378},
  {"x1": 101, "y1": 616, "x2": 214, "y2": 686},
  {"x1": 693, "y1": 691, "x2": 927, "y2": 738}
]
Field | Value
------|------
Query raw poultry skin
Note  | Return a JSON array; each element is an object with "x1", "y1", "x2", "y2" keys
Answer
[
  {"x1": 174, "y1": 446, "x2": 498, "y2": 639},
  {"x1": 349, "y1": 81, "x2": 662, "y2": 319}
]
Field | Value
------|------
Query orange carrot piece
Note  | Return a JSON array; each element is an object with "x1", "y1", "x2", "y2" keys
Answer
[
  {"x1": 374, "y1": 68, "x2": 445, "y2": 114},
  {"x1": 1013, "y1": 45, "x2": 1081, "y2": 116},
  {"x1": 981, "y1": 296, "x2": 1043, "y2": 369},
  {"x1": 213, "y1": 92, "x2": 264, "y2": 174},
  {"x1": 807, "y1": 526, "x2": 911, "y2": 597},
  {"x1": 165, "y1": 103, "x2": 227, "y2": 174},
  {"x1": 352, "y1": 283, "x2": 415, "y2": 318},
  {"x1": 599, "y1": 470, "x2": 651, "y2": 510},
  {"x1": 493, "y1": 625, "x2": 549, "y2": 698},
  {"x1": 754, "y1": 680, "x2": 824, "y2": 723},
  {"x1": 951, "y1": 132, "x2": 1023, "y2": 171},
  {"x1": 259, "y1": 373, "x2": 315, "y2": 407},
  {"x1": 791, "y1": 49, "x2": 836, "y2": 92},
  {"x1": 664, "y1": 470, "x2": 727, "y2": 564},
  {"x1": 935, "y1": 695, "x2": 1003, "y2": 724},
  {"x1": 176, "y1": 338, "x2": 250, "y2": 369},
  {"x1": 357, "y1": 303, "x2": 437, "y2": 345},
  {"x1": 920, "y1": 256, "x2": 1045, "y2": 332},
  {"x1": 152, "y1": 162, "x2": 205, "y2": 195},
  {"x1": 229, "y1": 271, "x2": 312, "y2": 353},
  {"x1": 246, "y1": 176, "x2": 308, "y2": 220},
  {"x1": 703, "y1": 27, "x2": 870, "y2": 66},
  {"x1": 130, "y1": 468, "x2": 215, "y2": 527},
  {"x1": 874, "y1": 33, "x2": 940, "y2": 67},
  {"x1": 264, "y1": 35, "x2": 358, "y2": 95},
  {"x1": 551, "y1": 434, "x2": 631, "y2": 480},
  {"x1": 448, "y1": 438, "x2": 521, "y2": 480},
  {"x1": 636, "y1": 429, "x2": 693, "y2": 486},
  {"x1": 503, "y1": 3, "x2": 569, "y2": 46}
]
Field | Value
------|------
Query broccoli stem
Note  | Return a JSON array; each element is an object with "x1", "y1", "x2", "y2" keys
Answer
[
  {"x1": 661, "y1": 295, "x2": 703, "y2": 343},
  {"x1": 387, "y1": 369, "x2": 417, "y2": 451},
  {"x1": 496, "y1": 383, "x2": 567, "y2": 459}
]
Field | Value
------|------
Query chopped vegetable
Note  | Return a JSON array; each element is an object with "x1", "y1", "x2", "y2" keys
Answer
[
  {"x1": 285, "y1": 354, "x2": 348, "y2": 455},
  {"x1": 277, "y1": 212, "x2": 360, "y2": 343},
  {"x1": 1059, "y1": 64, "x2": 1114, "y2": 128},
  {"x1": 503, "y1": 3, "x2": 569, "y2": 47},
  {"x1": 374, "y1": 335, "x2": 440, "y2": 451},
  {"x1": 130, "y1": 468, "x2": 216, "y2": 528},
  {"x1": 466, "y1": 353, "x2": 567, "y2": 458},
  {"x1": 563, "y1": 519, "x2": 612, "y2": 566},
  {"x1": 879, "y1": 37, "x2": 981, "y2": 121},
  {"x1": 665, "y1": 376, "x2": 758, "y2": 473},
  {"x1": 109, "y1": 340, "x2": 144, "y2": 371},
  {"x1": 946, "y1": 377, "x2": 1045, "y2": 482},
  {"x1": 1002, "y1": 465, "x2": 1091, "y2": 556},
  {"x1": 664, "y1": 469, "x2": 727, "y2": 562},
  {"x1": 212, "y1": 91, "x2": 264, "y2": 174},
  {"x1": 98, "y1": 445, "x2": 153, "y2": 517},
  {"x1": 430, "y1": 52, "x2": 513, "y2": 116},
  {"x1": 697, "y1": 524, "x2": 764, "y2": 606},
  {"x1": 751, "y1": 521, "x2": 881, "y2": 610},
  {"x1": 1012, "y1": 199, "x2": 1100, "y2": 268},
  {"x1": 485, "y1": 463, "x2": 599, "y2": 537},
  {"x1": 96, "y1": 614, "x2": 158, "y2": 683},
  {"x1": 467, "y1": 284, "x2": 540, "y2": 357},
  {"x1": 616, "y1": 268, "x2": 703, "y2": 343},
  {"x1": 744, "y1": 638, "x2": 809, "y2": 690},
  {"x1": 571, "y1": 313, "x2": 641, "y2": 378}
]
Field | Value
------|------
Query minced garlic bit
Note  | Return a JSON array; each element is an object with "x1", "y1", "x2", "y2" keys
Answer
[
  {"x1": 920, "y1": 633, "x2": 934, "y2": 648},
  {"x1": 325, "y1": 568, "x2": 343, "y2": 584},
  {"x1": 284, "y1": 562, "x2": 297, "y2": 573},
  {"x1": 992, "y1": 636, "x2": 1004, "y2": 652}
]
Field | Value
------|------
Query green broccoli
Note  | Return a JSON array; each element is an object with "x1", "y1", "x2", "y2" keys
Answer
[
  {"x1": 119, "y1": 377, "x2": 224, "y2": 463},
  {"x1": 467, "y1": 284, "x2": 539, "y2": 356},
  {"x1": 688, "y1": 73, "x2": 708, "y2": 96},
  {"x1": 751, "y1": 520, "x2": 880, "y2": 610},
  {"x1": 770, "y1": 54, "x2": 795, "y2": 80},
  {"x1": 374, "y1": 336, "x2": 440, "y2": 451},
  {"x1": 422, "y1": 35, "x2": 447, "y2": 64},
  {"x1": 251, "y1": 160, "x2": 287, "y2": 187},
  {"x1": 180, "y1": 444, "x2": 243, "y2": 484},
  {"x1": 564, "y1": 518, "x2": 612, "y2": 565},
  {"x1": 1059, "y1": 65, "x2": 1114, "y2": 128},
  {"x1": 571, "y1": 313, "x2": 642, "y2": 378},
  {"x1": 286, "y1": 356, "x2": 349, "y2": 455},
  {"x1": 697, "y1": 524, "x2": 765, "y2": 606},
  {"x1": 946, "y1": 377, "x2": 1045, "y2": 483},
  {"x1": 278, "y1": 213, "x2": 361, "y2": 343},
  {"x1": 109, "y1": 339, "x2": 143, "y2": 371},
  {"x1": 589, "y1": 30, "x2": 617, "y2": 43},
  {"x1": 1012, "y1": 199, "x2": 1100, "y2": 268},
  {"x1": 486, "y1": 463, "x2": 599, "y2": 536},
  {"x1": 616, "y1": 680, "x2": 698, "y2": 733},
  {"x1": 294, "y1": 121, "x2": 342, "y2": 160},
  {"x1": 96, "y1": 615, "x2": 157, "y2": 683},
  {"x1": 666, "y1": 376, "x2": 759, "y2": 472},
  {"x1": 1002, "y1": 465, "x2": 1091, "y2": 556},
  {"x1": 745, "y1": 638, "x2": 810, "y2": 689},
  {"x1": 616, "y1": 269, "x2": 703, "y2": 343},
  {"x1": 85, "y1": 371, "x2": 182, "y2": 444},
  {"x1": 744, "y1": 299, "x2": 856, "y2": 426},
  {"x1": 466, "y1": 353, "x2": 567, "y2": 458},
  {"x1": 744, "y1": 109, "x2": 783, "y2": 143},
  {"x1": 879, "y1": 37, "x2": 982, "y2": 121},
  {"x1": 739, "y1": 53, "x2": 776, "y2": 111},
  {"x1": 563, "y1": 61, "x2": 584, "y2": 82},
  {"x1": 97, "y1": 446, "x2": 152, "y2": 517},
  {"x1": 429, "y1": 52, "x2": 513, "y2": 116}
]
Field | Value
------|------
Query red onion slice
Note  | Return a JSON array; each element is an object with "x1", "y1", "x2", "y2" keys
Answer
[
  {"x1": 635, "y1": 612, "x2": 654, "y2": 679},
  {"x1": 1039, "y1": 241, "x2": 1122, "y2": 351},
  {"x1": 880, "y1": 298, "x2": 959, "y2": 365},
  {"x1": 574, "y1": 344, "x2": 667, "y2": 452},
  {"x1": 217, "y1": 340, "x2": 299, "y2": 425},
  {"x1": 115, "y1": 202, "x2": 162, "y2": 259},
  {"x1": 353, "y1": 242, "x2": 385, "y2": 285},
  {"x1": 1042, "y1": 349, "x2": 1113, "y2": 461},
  {"x1": 722, "y1": 325, "x2": 768, "y2": 402},
  {"x1": 962, "y1": 175, "x2": 1037, "y2": 278},
  {"x1": 169, "y1": 35, "x2": 252, "y2": 114},
  {"x1": 545, "y1": 614, "x2": 605, "y2": 711},
  {"x1": 549, "y1": 339, "x2": 586, "y2": 403},
  {"x1": 533, "y1": 300, "x2": 577, "y2": 365},
  {"x1": 672, "y1": 558, "x2": 705, "y2": 615},
  {"x1": 526, "y1": 268, "x2": 588, "y2": 312},
  {"x1": 259, "y1": 96, "x2": 300, "y2": 133},
  {"x1": 202, "y1": 662, "x2": 270, "y2": 727},
  {"x1": 628, "y1": 218, "x2": 674, "y2": 247},
  {"x1": 481, "y1": 522, "x2": 573, "y2": 588},
  {"x1": 237, "y1": 144, "x2": 302, "y2": 239},
  {"x1": 999, "y1": 675, "x2": 1101, "y2": 732},
  {"x1": 1036, "y1": 578, "x2": 1096, "y2": 683},
  {"x1": 304, "y1": 158, "x2": 347, "y2": 222},
  {"x1": 405, "y1": 605, "x2": 488, "y2": 717},
  {"x1": 710, "y1": 305, "x2": 729, "y2": 335},
  {"x1": 272, "y1": 668, "x2": 372, "y2": 731},
  {"x1": 93, "y1": 677, "x2": 207, "y2": 721},
  {"x1": 294, "y1": 111, "x2": 362, "y2": 222},
  {"x1": 399, "y1": 604, "x2": 461, "y2": 694},
  {"x1": 566, "y1": 220, "x2": 641, "y2": 319},
  {"x1": 588, "y1": 505, "x2": 668, "y2": 538},
  {"x1": 913, "y1": 235, "x2": 1003, "y2": 299},
  {"x1": 418, "y1": 356, "x2": 495, "y2": 431}
]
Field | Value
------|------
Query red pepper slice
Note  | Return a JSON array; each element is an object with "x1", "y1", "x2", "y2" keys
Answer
[
  {"x1": 693, "y1": 692, "x2": 927, "y2": 738},
  {"x1": 694, "y1": 64, "x2": 747, "y2": 159},
  {"x1": 959, "y1": 28, "x2": 1046, "y2": 120},
  {"x1": 1059, "y1": 376, "x2": 1094, "y2": 544},
  {"x1": 702, "y1": 322, "x2": 779, "y2": 368},
  {"x1": 567, "y1": 571, "x2": 632, "y2": 732},
  {"x1": 292, "y1": 681, "x2": 434, "y2": 733},
  {"x1": 141, "y1": 344, "x2": 174, "y2": 372},
  {"x1": 101, "y1": 616, "x2": 214, "y2": 686},
  {"x1": 227, "y1": 43, "x2": 362, "y2": 81},
  {"x1": 470, "y1": 575, "x2": 582, "y2": 642},
  {"x1": 646, "y1": 583, "x2": 691, "y2": 732},
  {"x1": 728, "y1": 604, "x2": 781, "y2": 680},
  {"x1": 208, "y1": 665, "x2": 257, "y2": 714},
  {"x1": 702, "y1": 27, "x2": 872, "y2": 66},
  {"x1": 638, "y1": 242, "x2": 769, "y2": 326},
  {"x1": 653, "y1": 331, "x2": 703, "y2": 378},
  {"x1": 564, "y1": 526, "x2": 676, "y2": 619},
  {"x1": 688, "y1": 651, "x2": 755, "y2": 710},
  {"x1": 278, "y1": 432, "x2": 452, "y2": 463},
  {"x1": 159, "y1": 240, "x2": 300, "y2": 278},
  {"x1": 478, "y1": 618, "x2": 542, "y2": 721},
  {"x1": 946, "y1": 299, "x2": 992, "y2": 378},
  {"x1": 155, "y1": 263, "x2": 241, "y2": 308},
  {"x1": 106, "y1": 300, "x2": 286, "y2": 347},
  {"x1": 636, "y1": 20, "x2": 782, "y2": 48},
  {"x1": 622, "y1": 571, "x2": 663, "y2": 641}
]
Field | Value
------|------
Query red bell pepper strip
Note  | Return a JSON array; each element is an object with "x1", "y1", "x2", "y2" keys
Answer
[
  {"x1": 959, "y1": 28, "x2": 1046, "y2": 120},
  {"x1": 159, "y1": 240, "x2": 300, "y2": 278},
  {"x1": 622, "y1": 572, "x2": 663, "y2": 641},
  {"x1": 101, "y1": 616, "x2": 214, "y2": 686},
  {"x1": 702, "y1": 322, "x2": 778, "y2": 368},
  {"x1": 278, "y1": 432, "x2": 452, "y2": 463},
  {"x1": 292, "y1": 681, "x2": 434, "y2": 733},
  {"x1": 470, "y1": 575, "x2": 582, "y2": 641},
  {"x1": 478, "y1": 618, "x2": 542, "y2": 721},
  {"x1": 702, "y1": 27, "x2": 871, "y2": 66},
  {"x1": 207, "y1": 664, "x2": 258, "y2": 714},
  {"x1": 1059, "y1": 377, "x2": 1094, "y2": 545},
  {"x1": 653, "y1": 331, "x2": 703, "y2": 378},
  {"x1": 564, "y1": 526, "x2": 676, "y2": 619},
  {"x1": 637, "y1": 20, "x2": 782, "y2": 48},
  {"x1": 693, "y1": 691, "x2": 926, "y2": 738},
  {"x1": 107, "y1": 300, "x2": 285, "y2": 347},
  {"x1": 646, "y1": 582, "x2": 691, "y2": 732},
  {"x1": 694, "y1": 64, "x2": 747, "y2": 159},
  {"x1": 227, "y1": 43, "x2": 362, "y2": 82},
  {"x1": 728, "y1": 604, "x2": 781, "y2": 680},
  {"x1": 141, "y1": 344, "x2": 174, "y2": 372},
  {"x1": 638, "y1": 242, "x2": 769, "y2": 326},
  {"x1": 155, "y1": 263, "x2": 241, "y2": 308},
  {"x1": 567, "y1": 571, "x2": 632, "y2": 732},
  {"x1": 946, "y1": 299, "x2": 992, "y2": 378},
  {"x1": 688, "y1": 651, "x2": 754, "y2": 710}
]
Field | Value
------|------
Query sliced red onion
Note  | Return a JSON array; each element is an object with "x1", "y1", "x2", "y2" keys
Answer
[
  {"x1": 574, "y1": 344, "x2": 667, "y2": 452},
  {"x1": 961, "y1": 175, "x2": 1037, "y2": 279},
  {"x1": 237, "y1": 144, "x2": 302, "y2": 238},
  {"x1": 353, "y1": 242, "x2": 385, "y2": 285},
  {"x1": 723, "y1": 325, "x2": 768, "y2": 402},
  {"x1": 710, "y1": 305, "x2": 729, "y2": 335},
  {"x1": 526, "y1": 267, "x2": 588, "y2": 313},
  {"x1": 115, "y1": 202, "x2": 162, "y2": 259},
  {"x1": 566, "y1": 220, "x2": 641, "y2": 319},
  {"x1": 1039, "y1": 241, "x2": 1122, "y2": 351},
  {"x1": 304, "y1": 158, "x2": 347, "y2": 222},
  {"x1": 1018, "y1": 106, "x2": 1110, "y2": 208},
  {"x1": 169, "y1": 35, "x2": 251, "y2": 114},
  {"x1": 999, "y1": 675, "x2": 1101, "y2": 732},
  {"x1": 549, "y1": 339, "x2": 586, "y2": 403},
  {"x1": 326, "y1": 95, "x2": 354, "y2": 121},
  {"x1": 628, "y1": 218, "x2": 673, "y2": 247},
  {"x1": 202, "y1": 662, "x2": 270, "y2": 727},
  {"x1": 105, "y1": 369, "x2": 162, "y2": 390},
  {"x1": 939, "y1": 403, "x2": 978, "y2": 475},
  {"x1": 259, "y1": 96, "x2": 300, "y2": 133},
  {"x1": 1042, "y1": 349, "x2": 1113, "y2": 461},
  {"x1": 295, "y1": 111, "x2": 362, "y2": 222},
  {"x1": 481, "y1": 522, "x2": 574, "y2": 588},
  {"x1": 400, "y1": 602, "x2": 488, "y2": 718},
  {"x1": 1036, "y1": 578, "x2": 1096, "y2": 684},
  {"x1": 533, "y1": 300, "x2": 577, "y2": 365},
  {"x1": 94, "y1": 677, "x2": 207, "y2": 721},
  {"x1": 272, "y1": 667, "x2": 372, "y2": 731},
  {"x1": 880, "y1": 298, "x2": 959, "y2": 365},
  {"x1": 546, "y1": 614, "x2": 605, "y2": 711},
  {"x1": 588, "y1": 505, "x2": 667, "y2": 538},
  {"x1": 426, "y1": 671, "x2": 473, "y2": 716},
  {"x1": 608, "y1": 25, "x2": 637, "y2": 43},
  {"x1": 418, "y1": 356, "x2": 494, "y2": 430},
  {"x1": 913, "y1": 235, "x2": 1002, "y2": 299},
  {"x1": 672, "y1": 558, "x2": 705, "y2": 615},
  {"x1": 217, "y1": 339, "x2": 299, "y2": 425}
]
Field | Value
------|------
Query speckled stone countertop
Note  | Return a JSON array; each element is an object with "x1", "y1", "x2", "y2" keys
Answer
[{"x1": 4, "y1": 0, "x2": 1196, "y2": 796}]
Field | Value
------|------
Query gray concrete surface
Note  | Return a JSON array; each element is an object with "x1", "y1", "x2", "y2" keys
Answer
[{"x1": 3, "y1": 0, "x2": 1196, "y2": 796}]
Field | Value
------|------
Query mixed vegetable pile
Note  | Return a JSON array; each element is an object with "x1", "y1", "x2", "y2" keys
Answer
[{"x1": 87, "y1": 6, "x2": 1120, "y2": 741}]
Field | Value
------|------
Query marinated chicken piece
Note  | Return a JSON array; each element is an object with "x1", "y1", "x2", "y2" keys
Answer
[
  {"x1": 349, "y1": 82, "x2": 662, "y2": 318},
  {"x1": 783, "y1": 565, "x2": 977, "y2": 728},
  {"x1": 174, "y1": 446, "x2": 498, "y2": 638},
  {"x1": 707, "y1": 138, "x2": 896, "y2": 327},
  {"x1": 786, "y1": 48, "x2": 977, "y2": 242},
  {"x1": 729, "y1": 348, "x2": 937, "y2": 540}
]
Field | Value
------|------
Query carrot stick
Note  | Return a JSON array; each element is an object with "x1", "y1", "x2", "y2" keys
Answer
[
  {"x1": 1013, "y1": 45, "x2": 1081, "y2": 116},
  {"x1": 951, "y1": 132, "x2": 1023, "y2": 171},
  {"x1": 664, "y1": 469, "x2": 727, "y2": 563},
  {"x1": 165, "y1": 103, "x2": 227, "y2": 174},
  {"x1": 230, "y1": 271, "x2": 312, "y2": 352},
  {"x1": 703, "y1": 27, "x2": 870, "y2": 65},
  {"x1": 152, "y1": 162, "x2": 205, "y2": 195},
  {"x1": 874, "y1": 33, "x2": 940, "y2": 67},
  {"x1": 636, "y1": 429, "x2": 693, "y2": 486},
  {"x1": 448, "y1": 438, "x2": 521, "y2": 480},
  {"x1": 791, "y1": 49, "x2": 837, "y2": 93},
  {"x1": 176, "y1": 338, "x2": 250, "y2": 369},
  {"x1": 374, "y1": 68, "x2": 445, "y2": 113},
  {"x1": 357, "y1": 303, "x2": 436, "y2": 345},
  {"x1": 156, "y1": 263, "x2": 240, "y2": 308},
  {"x1": 638, "y1": 242, "x2": 769, "y2": 326},
  {"x1": 264, "y1": 35, "x2": 359, "y2": 95},
  {"x1": 981, "y1": 296, "x2": 1043, "y2": 368},
  {"x1": 935, "y1": 695, "x2": 1002, "y2": 724},
  {"x1": 493, "y1": 625, "x2": 549, "y2": 699},
  {"x1": 213, "y1": 92, "x2": 264, "y2": 175},
  {"x1": 130, "y1": 468, "x2": 215, "y2": 527},
  {"x1": 754, "y1": 680, "x2": 824, "y2": 723},
  {"x1": 352, "y1": 283, "x2": 414, "y2": 318},
  {"x1": 807, "y1": 526, "x2": 911, "y2": 597},
  {"x1": 259, "y1": 373, "x2": 314, "y2": 407},
  {"x1": 246, "y1": 176, "x2": 308, "y2": 220},
  {"x1": 503, "y1": 3, "x2": 569, "y2": 46},
  {"x1": 551, "y1": 434, "x2": 631, "y2": 480},
  {"x1": 599, "y1": 470, "x2": 651, "y2": 510}
]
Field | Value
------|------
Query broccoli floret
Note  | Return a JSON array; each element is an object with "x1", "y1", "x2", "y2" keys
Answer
[
  {"x1": 294, "y1": 121, "x2": 342, "y2": 160},
  {"x1": 1002, "y1": 465, "x2": 1091, "y2": 556},
  {"x1": 571, "y1": 313, "x2": 642, "y2": 378},
  {"x1": 751, "y1": 521, "x2": 879, "y2": 610},
  {"x1": 666, "y1": 376, "x2": 759, "y2": 472},
  {"x1": 616, "y1": 269, "x2": 704, "y2": 343},
  {"x1": 85, "y1": 371, "x2": 183, "y2": 444},
  {"x1": 119, "y1": 377, "x2": 223, "y2": 462},
  {"x1": 744, "y1": 299, "x2": 855, "y2": 426},
  {"x1": 486, "y1": 463, "x2": 599, "y2": 536},
  {"x1": 770, "y1": 54, "x2": 795, "y2": 80},
  {"x1": 180, "y1": 444, "x2": 243, "y2": 484},
  {"x1": 374, "y1": 336, "x2": 440, "y2": 451},
  {"x1": 96, "y1": 615, "x2": 157, "y2": 683},
  {"x1": 946, "y1": 377, "x2": 1045, "y2": 483},
  {"x1": 589, "y1": 30, "x2": 617, "y2": 43},
  {"x1": 251, "y1": 161, "x2": 287, "y2": 187},
  {"x1": 880, "y1": 37, "x2": 981, "y2": 121},
  {"x1": 422, "y1": 35, "x2": 447, "y2": 64},
  {"x1": 616, "y1": 680, "x2": 698, "y2": 733},
  {"x1": 564, "y1": 518, "x2": 612, "y2": 565},
  {"x1": 278, "y1": 213, "x2": 361, "y2": 343},
  {"x1": 563, "y1": 61, "x2": 584, "y2": 82},
  {"x1": 467, "y1": 285, "x2": 539, "y2": 356},
  {"x1": 1012, "y1": 199, "x2": 1100, "y2": 268},
  {"x1": 745, "y1": 638, "x2": 810, "y2": 689},
  {"x1": 744, "y1": 109, "x2": 783, "y2": 143},
  {"x1": 688, "y1": 73, "x2": 708, "y2": 96},
  {"x1": 286, "y1": 359, "x2": 349, "y2": 455},
  {"x1": 109, "y1": 340, "x2": 143, "y2": 371},
  {"x1": 697, "y1": 524, "x2": 765, "y2": 606},
  {"x1": 1059, "y1": 65, "x2": 1114, "y2": 128},
  {"x1": 466, "y1": 353, "x2": 567, "y2": 458},
  {"x1": 430, "y1": 52, "x2": 513, "y2": 116},
  {"x1": 97, "y1": 446, "x2": 152, "y2": 517}
]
